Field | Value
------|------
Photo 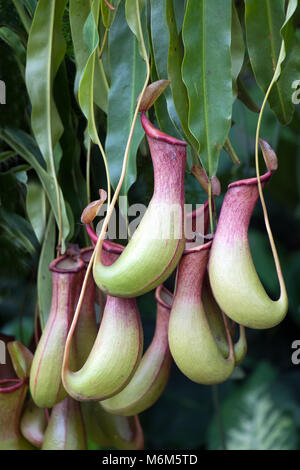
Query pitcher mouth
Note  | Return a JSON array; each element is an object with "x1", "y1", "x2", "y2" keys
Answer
[
  {"x1": 49, "y1": 254, "x2": 85, "y2": 274},
  {"x1": 80, "y1": 247, "x2": 94, "y2": 265},
  {"x1": 155, "y1": 285, "x2": 173, "y2": 310},
  {"x1": 80, "y1": 244, "x2": 124, "y2": 265},
  {"x1": 0, "y1": 378, "x2": 24, "y2": 393},
  {"x1": 183, "y1": 239, "x2": 212, "y2": 255},
  {"x1": 141, "y1": 112, "x2": 187, "y2": 147},
  {"x1": 228, "y1": 170, "x2": 272, "y2": 189}
]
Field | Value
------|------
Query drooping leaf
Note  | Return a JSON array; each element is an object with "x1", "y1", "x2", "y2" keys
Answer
[
  {"x1": 149, "y1": 0, "x2": 182, "y2": 138},
  {"x1": 101, "y1": 0, "x2": 121, "y2": 28},
  {"x1": 25, "y1": 0, "x2": 69, "y2": 250},
  {"x1": 37, "y1": 212, "x2": 55, "y2": 329},
  {"x1": 105, "y1": 2, "x2": 147, "y2": 195},
  {"x1": 74, "y1": 0, "x2": 109, "y2": 115},
  {"x1": 207, "y1": 363, "x2": 299, "y2": 450},
  {"x1": 12, "y1": 0, "x2": 31, "y2": 33},
  {"x1": 273, "y1": 0, "x2": 299, "y2": 82},
  {"x1": 245, "y1": 0, "x2": 300, "y2": 125},
  {"x1": 26, "y1": 0, "x2": 67, "y2": 170},
  {"x1": 23, "y1": 0, "x2": 37, "y2": 18},
  {"x1": 149, "y1": 45, "x2": 176, "y2": 137},
  {"x1": 54, "y1": 61, "x2": 86, "y2": 241},
  {"x1": 182, "y1": 0, "x2": 232, "y2": 176},
  {"x1": 125, "y1": 0, "x2": 148, "y2": 61},
  {"x1": 69, "y1": 0, "x2": 92, "y2": 100},
  {"x1": 0, "y1": 207, "x2": 38, "y2": 256},
  {"x1": 166, "y1": 0, "x2": 198, "y2": 153},
  {"x1": 0, "y1": 151, "x2": 16, "y2": 162},
  {"x1": 0, "y1": 128, "x2": 70, "y2": 247},
  {"x1": 0, "y1": 27, "x2": 26, "y2": 79},
  {"x1": 26, "y1": 181, "x2": 47, "y2": 244},
  {"x1": 231, "y1": 2, "x2": 245, "y2": 100}
]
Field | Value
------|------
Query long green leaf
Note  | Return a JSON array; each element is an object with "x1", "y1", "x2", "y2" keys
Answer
[
  {"x1": 25, "y1": 0, "x2": 69, "y2": 249},
  {"x1": 12, "y1": 0, "x2": 31, "y2": 33},
  {"x1": 125, "y1": 0, "x2": 148, "y2": 61},
  {"x1": 105, "y1": 2, "x2": 146, "y2": 195},
  {"x1": 101, "y1": 0, "x2": 121, "y2": 28},
  {"x1": 54, "y1": 62, "x2": 87, "y2": 240},
  {"x1": 166, "y1": 0, "x2": 198, "y2": 153},
  {"x1": 71, "y1": 0, "x2": 109, "y2": 113},
  {"x1": 245, "y1": 0, "x2": 300, "y2": 125},
  {"x1": 26, "y1": 0, "x2": 67, "y2": 170},
  {"x1": 78, "y1": 0, "x2": 109, "y2": 167},
  {"x1": 182, "y1": 0, "x2": 232, "y2": 176},
  {"x1": 149, "y1": 34, "x2": 178, "y2": 138},
  {"x1": 0, "y1": 128, "x2": 70, "y2": 247},
  {"x1": 26, "y1": 181, "x2": 47, "y2": 244},
  {"x1": 69, "y1": 0, "x2": 92, "y2": 100},
  {"x1": 0, "y1": 207, "x2": 38, "y2": 256},
  {"x1": 0, "y1": 150, "x2": 16, "y2": 162},
  {"x1": 24, "y1": 0, "x2": 37, "y2": 18},
  {"x1": 273, "y1": 0, "x2": 299, "y2": 81},
  {"x1": 0, "y1": 27, "x2": 26, "y2": 79},
  {"x1": 37, "y1": 212, "x2": 55, "y2": 329},
  {"x1": 231, "y1": 2, "x2": 244, "y2": 100},
  {"x1": 150, "y1": 0, "x2": 182, "y2": 138}
]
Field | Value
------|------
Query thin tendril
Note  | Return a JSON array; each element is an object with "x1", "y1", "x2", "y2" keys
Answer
[
  {"x1": 208, "y1": 179, "x2": 214, "y2": 235},
  {"x1": 62, "y1": 7, "x2": 150, "y2": 381},
  {"x1": 50, "y1": 154, "x2": 63, "y2": 256},
  {"x1": 254, "y1": 53, "x2": 287, "y2": 301},
  {"x1": 86, "y1": 138, "x2": 92, "y2": 205},
  {"x1": 88, "y1": 3, "x2": 111, "y2": 207}
]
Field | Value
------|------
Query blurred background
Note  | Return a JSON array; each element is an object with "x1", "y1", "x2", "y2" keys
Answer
[{"x1": 1, "y1": 1, "x2": 300, "y2": 450}]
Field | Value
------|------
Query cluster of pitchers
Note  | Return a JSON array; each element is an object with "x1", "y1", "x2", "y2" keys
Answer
[{"x1": 0, "y1": 112, "x2": 288, "y2": 449}]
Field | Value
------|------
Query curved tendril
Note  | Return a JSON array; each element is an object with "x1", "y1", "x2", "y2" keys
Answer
[
  {"x1": 254, "y1": 47, "x2": 287, "y2": 306},
  {"x1": 62, "y1": 47, "x2": 150, "y2": 390}
]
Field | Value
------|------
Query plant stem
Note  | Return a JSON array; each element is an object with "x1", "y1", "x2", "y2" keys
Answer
[{"x1": 99, "y1": 28, "x2": 109, "y2": 60}]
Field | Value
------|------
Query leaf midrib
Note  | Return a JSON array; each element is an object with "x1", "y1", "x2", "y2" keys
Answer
[{"x1": 201, "y1": 0, "x2": 211, "y2": 176}]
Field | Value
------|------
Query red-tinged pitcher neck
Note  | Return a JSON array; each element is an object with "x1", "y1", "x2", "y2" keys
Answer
[
  {"x1": 216, "y1": 171, "x2": 272, "y2": 243},
  {"x1": 49, "y1": 258, "x2": 84, "y2": 326},
  {"x1": 141, "y1": 113, "x2": 186, "y2": 204},
  {"x1": 175, "y1": 242, "x2": 211, "y2": 304}
]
